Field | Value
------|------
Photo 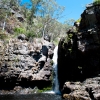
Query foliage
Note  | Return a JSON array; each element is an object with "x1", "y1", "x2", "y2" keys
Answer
[
  {"x1": 93, "y1": 0, "x2": 100, "y2": 4},
  {"x1": 27, "y1": 0, "x2": 42, "y2": 25},
  {"x1": 61, "y1": 32, "x2": 74, "y2": 54},
  {"x1": 53, "y1": 38, "x2": 60, "y2": 46},
  {"x1": 63, "y1": 19, "x2": 75, "y2": 33},
  {"x1": 14, "y1": 27, "x2": 26, "y2": 34},
  {"x1": 37, "y1": 85, "x2": 52, "y2": 93},
  {"x1": 76, "y1": 18, "x2": 81, "y2": 23},
  {"x1": 0, "y1": 0, "x2": 75, "y2": 42},
  {"x1": 64, "y1": 19, "x2": 75, "y2": 26},
  {"x1": 0, "y1": 9, "x2": 7, "y2": 21},
  {"x1": 0, "y1": 30, "x2": 8, "y2": 40},
  {"x1": 0, "y1": 0, "x2": 21, "y2": 10},
  {"x1": 13, "y1": 27, "x2": 26, "y2": 38},
  {"x1": 25, "y1": 31, "x2": 36, "y2": 39},
  {"x1": 64, "y1": 33, "x2": 72, "y2": 44},
  {"x1": 37, "y1": 0, "x2": 65, "y2": 37}
]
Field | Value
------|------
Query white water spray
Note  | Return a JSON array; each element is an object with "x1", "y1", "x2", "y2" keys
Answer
[
  {"x1": 52, "y1": 45, "x2": 60, "y2": 94},
  {"x1": 43, "y1": 45, "x2": 60, "y2": 94}
]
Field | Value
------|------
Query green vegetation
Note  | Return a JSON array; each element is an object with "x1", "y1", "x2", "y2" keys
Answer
[
  {"x1": 0, "y1": 30, "x2": 8, "y2": 40},
  {"x1": 65, "y1": 33, "x2": 73, "y2": 44},
  {"x1": 0, "y1": 0, "x2": 96, "y2": 43},
  {"x1": 93, "y1": 0, "x2": 100, "y2": 5},
  {"x1": 0, "y1": 0, "x2": 75, "y2": 43},
  {"x1": 14, "y1": 27, "x2": 26, "y2": 34},
  {"x1": 61, "y1": 32, "x2": 74, "y2": 54},
  {"x1": 38, "y1": 86, "x2": 52, "y2": 93},
  {"x1": 76, "y1": 18, "x2": 81, "y2": 23},
  {"x1": 25, "y1": 31, "x2": 36, "y2": 39}
]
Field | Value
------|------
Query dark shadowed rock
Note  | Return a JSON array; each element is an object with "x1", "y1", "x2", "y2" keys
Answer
[
  {"x1": 58, "y1": 3, "x2": 100, "y2": 100},
  {"x1": 17, "y1": 34, "x2": 28, "y2": 41},
  {"x1": 44, "y1": 34, "x2": 51, "y2": 42}
]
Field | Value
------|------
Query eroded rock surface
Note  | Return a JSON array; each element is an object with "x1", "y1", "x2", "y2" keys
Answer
[
  {"x1": 58, "y1": 3, "x2": 100, "y2": 100},
  {"x1": 0, "y1": 37, "x2": 54, "y2": 93}
]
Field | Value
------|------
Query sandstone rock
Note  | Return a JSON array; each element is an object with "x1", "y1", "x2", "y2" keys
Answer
[
  {"x1": 38, "y1": 55, "x2": 46, "y2": 63},
  {"x1": 0, "y1": 37, "x2": 54, "y2": 85},
  {"x1": 63, "y1": 94, "x2": 90, "y2": 100}
]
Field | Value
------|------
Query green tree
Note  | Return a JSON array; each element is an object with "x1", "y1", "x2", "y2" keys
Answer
[
  {"x1": 21, "y1": 0, "x2": 64, "y2": 38},
  {"x1": 37, "y1": 0, "x2": 64, "y2": 37},
  {"x1": 20, "y1": 0, "x2": 42, "y2": 38},
  {"x1": 0, "y1": 0, "x2": 21, "y2": 31},
  {"x1": 63, "y1": 19, "x2": 75, "y2": 32},
  {"x1": 28, "y1": 0, "x2": 42, "y2": 25}
]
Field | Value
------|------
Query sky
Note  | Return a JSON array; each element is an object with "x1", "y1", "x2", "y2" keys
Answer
[
  {"x1": 56, "y1": 0, "x2": 93, "y2": 22},
  {"x1": 22, "y1": 0, "x2": 93, "y2": 23}
]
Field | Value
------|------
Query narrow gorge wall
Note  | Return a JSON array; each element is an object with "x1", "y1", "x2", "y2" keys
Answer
[{"x1": 58, "y1": 3, "x2": 100, "y2": 95}]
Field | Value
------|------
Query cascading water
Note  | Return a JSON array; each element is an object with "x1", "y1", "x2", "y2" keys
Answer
[
  {"x1": 43, "y1": 45, "x2": 60, "y2": 94},
  {"x1": 52, "y1": 45, "x2": 60, "y2": 94}
]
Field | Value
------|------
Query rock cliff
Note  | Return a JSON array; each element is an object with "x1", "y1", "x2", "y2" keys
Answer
[
  {"x1": 0, "y1": 35, "x2": 55, "y2": 93},
  {"x1": 58, "y1": 3, "x2": 100, "y2": 100}
]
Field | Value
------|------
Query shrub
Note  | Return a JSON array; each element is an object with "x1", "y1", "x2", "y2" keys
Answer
[
  {"x1": 93, "y1": 0, "x2": 100, "y2": 5},
  {"x1": 14, "y1": 27, "x2": 26, "y2": 34},
  {"x1": 25, "y1": 31, "x2": 36, "y2": 39},
  {"x1": 37, "y1": 86, "x2": 52, "y2": 93},
  {"x1": 0, "y1": 30, "x2": 8, "y2": 40},
  {"x1": 76, "y1": 18, "x2": 81, "y2": 23}
]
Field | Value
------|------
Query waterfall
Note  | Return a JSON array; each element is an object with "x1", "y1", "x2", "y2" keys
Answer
[
  {"x1": 52, "y1": 45, "x2": 60, "y2": 94},
  {"x1": 43, "y1": 45, "x2": 60, "y2": 94}
]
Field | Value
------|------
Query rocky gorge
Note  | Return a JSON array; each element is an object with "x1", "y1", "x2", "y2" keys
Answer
[
  {"x1": 58, "y1": 3, "x2": 100, "y2": 100},
  {"x1": 0, "y1": 2, "x2": 100, "y2": 100},
  {"x1": 0, "y1": 34, "x2": 55, "y2": 94}
]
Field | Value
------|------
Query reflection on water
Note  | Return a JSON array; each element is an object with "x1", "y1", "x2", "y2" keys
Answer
[{"x1": 0, "y1": 94, "x2": 64, "y2": 100}]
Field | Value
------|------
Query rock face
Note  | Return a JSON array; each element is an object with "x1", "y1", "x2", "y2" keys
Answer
[
  {"x1": 58, "y1": 4, "x2": 100, "y2": 100},
  {"x1": 62, "y1": 77, "x2": 100, "y2": 100},
  {"x1": 0, "y1": 37, "x2": 54, "y2": 91}
]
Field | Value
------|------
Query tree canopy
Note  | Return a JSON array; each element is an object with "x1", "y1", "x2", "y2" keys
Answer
[{"x1": 0, "y1": 0, "x2": 75, "y2": 43}]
